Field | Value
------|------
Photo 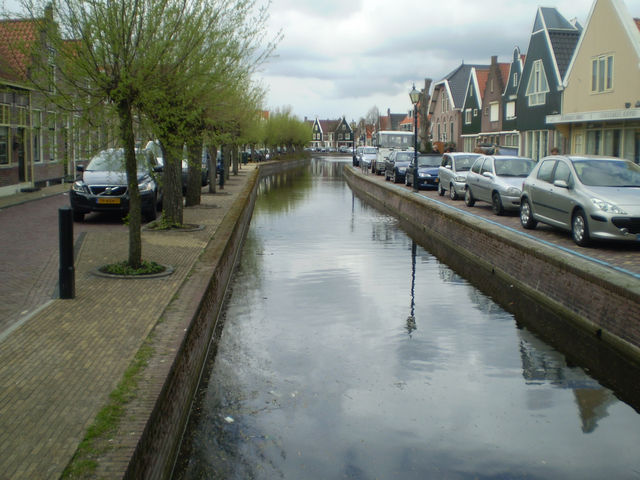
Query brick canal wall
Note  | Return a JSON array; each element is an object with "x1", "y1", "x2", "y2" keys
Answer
[
  {"x1": 344, "y1": 166, "x2": 640, "y2": 367},
  {"x1": 122, "y1": 158, "x2": 310, "y2": 479}
]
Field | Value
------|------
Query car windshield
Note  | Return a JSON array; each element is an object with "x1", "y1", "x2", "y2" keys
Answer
[
  {"x1": 573, "y1": 159, "x2": 640, "y2": 187},
  {"x1": 494, "y1": 157, "x2": 534, "y2": 177},
  {"x1": 363, "y1": 147, "x2": 377, "y2": 154},
  {"x1": 453, "y1": 155, "x2": 479, "y2": 171},
  {"x1": 87, "y1": 149, "x2": 149, "y2": 172},
  {"x1": 394, "y1": 152, "x2": 413, "y2": 162},
  {"x1": 417, "y1": 156, "x2": 441, "y2": 168}
]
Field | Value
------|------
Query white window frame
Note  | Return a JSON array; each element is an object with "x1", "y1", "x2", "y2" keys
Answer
[
  {"x1": 464, "y1": 109, "x2": 472, "y2": 124},
  {"x1": 526, "y1": 59, "x2": 549, "y2": 106},
  {"x1": 591, "y1": 54, "x2": 614, "y2": 93},
  {"x1": 489, "y1": 102, "x2": 499, "y2": 122},
  {"x1": 505, "y1": 101, "x2": 515, "y2": 120}
]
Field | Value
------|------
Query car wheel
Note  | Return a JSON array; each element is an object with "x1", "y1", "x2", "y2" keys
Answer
[
  {"x1": 72, "y1": 210, "x2": 84, "y2": 222},
  {"x1": 520, "y1": 198, "x2": 537, "y2": 229},
  {"x1": 572, "y1": 208, "x2": 591, "y2": 247},
  {"x1": 464, "y1": 188, "x2": 475, "y2": 207},
  {"x1": 491, "y1": 192, "x2": 504, "y2": 215},
  {"x1": 449, "y1": 184, "x2": 458, "y2": 200},
  {"x1": 438, "y1": 183, "x2": 445, "y2": 196}
]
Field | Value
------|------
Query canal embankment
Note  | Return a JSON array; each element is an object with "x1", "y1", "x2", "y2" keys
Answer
[{"x1": 344, "y1": 165, "x2": 640, "y2": 395}]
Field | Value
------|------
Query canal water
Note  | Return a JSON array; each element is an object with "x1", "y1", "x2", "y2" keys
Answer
[{"x1": 173, "y1": 158, "x2": 640, "y2": 479}]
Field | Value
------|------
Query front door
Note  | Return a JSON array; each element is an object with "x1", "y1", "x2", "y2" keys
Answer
[{"x1": 15, "y1": 128, "x2": 29, "y2": 183}]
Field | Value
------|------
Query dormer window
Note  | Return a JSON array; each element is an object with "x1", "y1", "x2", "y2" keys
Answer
[{"x1": 526, "y1": 59, "x2": 549, "y2": 106}]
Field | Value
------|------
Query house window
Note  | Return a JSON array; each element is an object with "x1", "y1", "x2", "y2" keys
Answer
[
  {"x1": 442, "y1": 96, "x2": 448, "y2": 113},
  {"x1": 465, "y1": 109, "x2": 472, "y2": 124},
  {"x1": 48, "y1": 112, "x2": 56, "y2": 162},
  {"x1": 591, "y1": 54, "x2": 614, "y2": 93},
  {"x1": 473, "y1": 109, "x2": 478, "y2": 117},
  {"x1": 0, "y1": 127, "x2": 8, "y2": 164},
  {"x1": 513, "y1": 73, "x2": 518, "y2": 88},
  {"x1": 490, "y1": 103, "x2": 499, "y2": 122},
  {"x1": 526, "y1": 59, "x2": 549, "y2": 106},
  {"x1": 33, "y1": 110, "x2": 42, "y2": 163},
  {"x1": 505, "y1": 101, "x2": 515, "y2": 120},
  {"x1": 0, "y1": 104, "x2": 9, "y2": 125},
  {"x1": 490, "y1": 79, "x2": 494, "y2": 93}
]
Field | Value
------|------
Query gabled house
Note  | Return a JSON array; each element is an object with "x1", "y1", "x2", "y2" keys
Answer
[
  {"x1": 0, "y1": 8, "x2": 68, "y2": 195},
  {"x1": 502, "y1": 47, "x2": 526, "y2": 139},
  {"x1": 310, "y1": 117, "x2": 353, "y2": 150},
  {"x1": 516, "y1": 7, "x2": 582, "y2": 160},
  {"x1": 479, "y1": 56, "x2": 512, "y2": 148},
  {"x1": 461, "y1": 66, "x2": 489, "y2": 151},
  {"x1": 547, "y1": 0, "x2": 640, "y2": 163},
  {"x1": 429, "y1": 61, "x2": 489, "y2": 151}
]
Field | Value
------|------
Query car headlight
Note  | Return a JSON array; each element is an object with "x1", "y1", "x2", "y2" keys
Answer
[
  {"x1": 139, "y1": 179, "x2": 154, "y2": 193},
  {"x1": 72, "y1": 180, "x2": 88, "y2": 193},
  {"x1": 419, "y1": 172, "x2": 431, "y2": 178},
  {"x1": 591, "y1": 198, "x2": 626, "y2": 214},
  {"x1": 454, "y1": 175, "x2": 466, "y2": 182},
  {"x1": 505, "y1": 187, "x2": 521, "y2": 196},
  {"x1": 398, "y1": 167, "x2": 406, "y2": 173}
]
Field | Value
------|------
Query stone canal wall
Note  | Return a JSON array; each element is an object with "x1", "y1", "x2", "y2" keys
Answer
[{"x1": 344, "y1": 166, "x2": 640, "y2": 367}]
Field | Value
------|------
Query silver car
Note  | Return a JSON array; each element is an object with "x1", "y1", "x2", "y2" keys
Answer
[
  {"x1": 438, "y1": 152, "x2": 481, "y2": 200},
  {"x1": 520, "y1": 155, "x2": 640, "y2": 246},
  {"x1": 360, "y1": 146, "x2": 378, "y2": 171},
  {"x1": 464, "y1": 155, "x2": 535, "y2": 214}
]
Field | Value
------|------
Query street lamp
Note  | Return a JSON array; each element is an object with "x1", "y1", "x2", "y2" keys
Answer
[
  {"x1": 409, "y1": 84, "x2": 420, "y2": 192},
  {"x1": 350, "y1": 120, "x2": 356, "y2": 166}
]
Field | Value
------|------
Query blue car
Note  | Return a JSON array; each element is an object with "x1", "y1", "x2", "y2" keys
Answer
[{"x1": 405, "y1": 153, "x2": 442, "y2": 189}]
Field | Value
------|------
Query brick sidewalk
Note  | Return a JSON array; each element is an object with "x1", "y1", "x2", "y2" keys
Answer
[{"x1": 0, "y1": 167, "x2": 256, "y2": 479}]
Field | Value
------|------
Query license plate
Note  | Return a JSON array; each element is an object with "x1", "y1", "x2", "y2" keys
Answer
[{"x1": 97, "y1": 197, "x2": 120, "y2": 205}]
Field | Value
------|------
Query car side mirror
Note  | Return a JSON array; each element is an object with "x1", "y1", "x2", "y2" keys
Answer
[
  {"x1": 482, "y1": 171, "x2": 494, "y2": 179},
  {"x1": 76, "y1": 165, "x2": 84, "y2": 172},
  {"x1": 553, "y1": 179, "x2": 569, "y2": 189}
]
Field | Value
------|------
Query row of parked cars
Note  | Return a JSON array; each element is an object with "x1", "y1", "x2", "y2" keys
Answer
[{"x1": 356, "y1": 146, "x2": 640, "y2": 247}]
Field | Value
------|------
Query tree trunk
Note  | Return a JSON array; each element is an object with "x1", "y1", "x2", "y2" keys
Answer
[
  {"x1": 185, "y1": 140, "x2": 202, "y2": 206},
  {"x1": 208, "y1": 145, "x2": 217, "y2": 194},
  {"x1": 160, "y1": 138, "x2": 184, "y2": 225},
  {"x1": 232, "y1": 145, "x2": 238, "y2": 175},
  {"x1": 117, "y1": 99, "x2": 142, "y2": 269}
]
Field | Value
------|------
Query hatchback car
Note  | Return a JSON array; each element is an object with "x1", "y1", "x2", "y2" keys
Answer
[
  {"x1": 464, "y1": 155, "x2": 535, "y2": 214},
  {"x1": 520, "y1": 155, "x2": 640, "y2": 246},
  {"x1": 438, "y1": 152, "x2": 481, "y2": 200},
  {"x1": 404, "y1": 153, "x2": 442, "y2": 189},
  {"x1": 359, "y1": 147, "x2": 378, "y2": 171},
  {"x1": 384, "y1": 150, "x2": 414, "y2": 183},
  {"x1": 70, "y1": 148, "x2": 162, "y2": 222}
]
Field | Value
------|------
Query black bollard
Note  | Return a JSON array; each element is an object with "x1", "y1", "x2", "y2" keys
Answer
[{"x1": 59, "y1": 207, "x2": 75, "y2": 299}]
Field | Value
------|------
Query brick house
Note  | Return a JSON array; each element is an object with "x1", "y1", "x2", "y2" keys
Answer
[{"x1": 0, "y1": 9, "x2": 69, "y2": 195}]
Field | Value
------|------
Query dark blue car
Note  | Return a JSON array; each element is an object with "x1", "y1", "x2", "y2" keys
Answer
[{"x1": 405, "y1": 153, "x2": 442, "y2": 189}]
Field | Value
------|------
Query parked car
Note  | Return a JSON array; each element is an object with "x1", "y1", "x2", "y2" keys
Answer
[
  {"x1": 520, "y1": 155, "x2": 640, "y2": 246},
  {"x1": 404, "y1": 153, "x2": 442, "y2": 189},
  {"x1": 464, "y1": 155, "x2": 535, "y2": 215},
  {"x1": 70, "y1": 148, "x2": 162, "y2": 222},
  {"x1": 384, "y1": 150, "x2": 414, "y2": 183},
  {"x1": 438, "y1": 152, "x2": 481, "y2": 200},
  {"x1": 372, "y1": 152, "x2": 387, "y2": 175},
  {"x1": 359, "y1": 147, "x2": 378, "y2": 171}
]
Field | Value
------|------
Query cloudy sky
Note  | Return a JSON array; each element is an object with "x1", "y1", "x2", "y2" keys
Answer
[{"x1": 256, "y1": 0, "x2": 640, "y2": 122}]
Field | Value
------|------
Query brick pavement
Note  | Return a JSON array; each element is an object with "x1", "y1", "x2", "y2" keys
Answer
[{"x1": 0, "y1": 168, "x2": 256, "y2": 480}]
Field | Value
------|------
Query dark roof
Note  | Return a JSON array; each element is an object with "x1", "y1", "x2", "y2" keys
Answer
[
  {"x1": 444, "y1": 63, "x2": 489, "y2": 108},
  {"x1": 549, "y1": 30, "x2": 581, "y2": 78},
  {"x1": 534, "y1": 7, "x2": 579, "y2": 32}
]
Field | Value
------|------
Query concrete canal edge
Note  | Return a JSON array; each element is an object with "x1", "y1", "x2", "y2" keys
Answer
[
  {"x1": 343, "y1": 166, "x2": 640, "y2": 383},
  {"x1": 87, "y1": 158, "x2": 310, "y2": 479}
]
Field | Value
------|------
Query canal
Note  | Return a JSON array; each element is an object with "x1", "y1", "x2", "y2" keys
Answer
[{"x1": 173, "y1": 157, "x2": 640, "y2": 479}]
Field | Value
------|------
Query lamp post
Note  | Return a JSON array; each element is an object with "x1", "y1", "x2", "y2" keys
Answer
[
  {"x1": 409, "y1": 84, "x2": 420, "y2": 192},
  {"x1": 350, "y1": 120, "x2": 356, "y2": 166}
]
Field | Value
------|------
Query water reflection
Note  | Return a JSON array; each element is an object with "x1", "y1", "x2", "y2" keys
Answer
[{"x1": 174, "y1": 157, "x2": 640, "y2": 479}]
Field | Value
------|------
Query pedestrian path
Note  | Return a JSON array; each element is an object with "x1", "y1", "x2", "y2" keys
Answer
[{"x1": 0, "y1": 167, "x2": 256, "y2": 479}]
